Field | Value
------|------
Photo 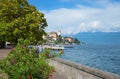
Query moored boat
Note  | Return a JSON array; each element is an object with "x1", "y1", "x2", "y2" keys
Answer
[{"x1": 64, "y1": 44, "x2": 73, "y2": 48}]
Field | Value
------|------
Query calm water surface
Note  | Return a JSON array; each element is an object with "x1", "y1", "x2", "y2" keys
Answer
[{"x1": 60, "y1": 44, "x2": 120, "y2": 75}]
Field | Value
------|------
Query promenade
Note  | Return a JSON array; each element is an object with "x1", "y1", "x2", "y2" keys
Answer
[
  {"x1": 0, "y1": 49, "x2": 10, "y2": 59},
  {"x1": 1, "y1": 49, "x2": 120, "y2": 79}
]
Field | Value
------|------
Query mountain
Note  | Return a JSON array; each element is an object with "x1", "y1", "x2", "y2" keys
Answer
[{"x1": 66, "y1": 32, "x2": 120, "y2": 44}]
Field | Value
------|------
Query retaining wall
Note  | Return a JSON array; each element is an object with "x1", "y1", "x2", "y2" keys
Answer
[{"x1": 49, "y1": 58, "x2": 120, "y2": 79}]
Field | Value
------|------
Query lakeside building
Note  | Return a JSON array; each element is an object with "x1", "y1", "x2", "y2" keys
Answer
[
  {"x1": 49, "y1": 32, "x2": 58, "y2": 41},
  {"x1": 64, "y1": 37, "x2": 74, "y2": 43},
  {"x1": 42, "y1": 30, "x2": 79, "y2": 45},
  {"x1": 43, "y1": 30, "x2": 61, "y2": 41}
]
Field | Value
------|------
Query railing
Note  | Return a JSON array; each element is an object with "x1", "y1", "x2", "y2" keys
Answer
[{"x1": 49, "y1": 58, "x2": 120, "y2": 79}]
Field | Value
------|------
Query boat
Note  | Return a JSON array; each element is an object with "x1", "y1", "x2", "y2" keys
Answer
[
  {"x1": 64, "y1": 44, "x2": 73, "y2": 48},
  {"x1": 28, "y1": 44, "x2": 64, "y2": 53},
  {"x1": 43, "y1": 44, "x2": 64, "y2": 50}
]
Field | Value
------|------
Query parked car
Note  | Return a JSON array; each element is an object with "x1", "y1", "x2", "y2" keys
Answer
[{"x1": 5, "y1": 42, "x2": 14, "y2": 49}]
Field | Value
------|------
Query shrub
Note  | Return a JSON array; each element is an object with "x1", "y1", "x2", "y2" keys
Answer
[{"x1": 0, "y1": 39, "x2": 58, "y2": 79}]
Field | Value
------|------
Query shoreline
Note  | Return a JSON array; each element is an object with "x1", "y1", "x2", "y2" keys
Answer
[
  {"x1": 61, "y1": 44, "x2": 120, "y2": 75},
  {"x1": 49, "y1": 58, "x2": 120, "y2": 79},
  {"x1": 1, "y1": 49, "x2": 120, "y2": 79}
]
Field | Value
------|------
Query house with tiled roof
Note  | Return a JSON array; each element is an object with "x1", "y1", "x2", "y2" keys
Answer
[
  {"x1": 64, "y1": 37, "x2": 74, "y2": 43},
  {"x1": 49, "y1": 32, "x2": 58, "y2": 41}
]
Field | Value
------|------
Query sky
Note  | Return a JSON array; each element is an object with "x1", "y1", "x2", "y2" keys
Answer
[{"x1": 28, "y1": 0, "x2": 120, "y2": 34}]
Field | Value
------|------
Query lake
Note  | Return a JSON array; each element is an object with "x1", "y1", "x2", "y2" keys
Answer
[{"x1": 60, "y1": 44, "x2": 120, "y2": 75}]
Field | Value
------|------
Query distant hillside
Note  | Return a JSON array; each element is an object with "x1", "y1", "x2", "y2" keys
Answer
[{"x1": 65, "y1": 32, "x2": 120, "y2": 44}]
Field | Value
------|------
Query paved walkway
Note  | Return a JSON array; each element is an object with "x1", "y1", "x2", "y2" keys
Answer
[
  {"x1": 0, "y1": 49, "x2": 10, "y2": 59},
  {"x1": 49, "y1": 72, "x2": 66, "y2": 79},
  {"x1": 0, "y1": 49, "x2": 10, "y2": 78}
]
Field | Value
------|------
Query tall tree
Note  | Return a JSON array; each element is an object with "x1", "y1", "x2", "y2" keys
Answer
[{"x1": 0, "y1": 0, "x2": 47, "y2": 44}]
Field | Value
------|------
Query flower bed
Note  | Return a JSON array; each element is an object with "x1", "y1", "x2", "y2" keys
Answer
[{"x1": 0, "y1": 39, "x2": 63, "y2": 79}]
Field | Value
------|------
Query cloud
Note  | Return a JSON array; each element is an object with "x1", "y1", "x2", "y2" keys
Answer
[{"x1": 43, "y1": 1, "x2": 120, "y2": 34}]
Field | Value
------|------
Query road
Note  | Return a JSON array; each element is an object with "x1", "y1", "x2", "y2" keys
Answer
[{"x1": 0, "y1": 49, "x2": 10, "y2": 59}]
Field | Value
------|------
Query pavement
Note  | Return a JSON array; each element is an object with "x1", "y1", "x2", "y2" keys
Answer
[
  {"x1": 0, "y1": 49, "x2": 10, "y2": 59},
  {"x1": 49, "y1": 72, "x2": 66, "y2": 79}
]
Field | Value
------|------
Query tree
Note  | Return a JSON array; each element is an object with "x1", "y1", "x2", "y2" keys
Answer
[
  {"x1": 0, "y1": 0, "x2": 47, "y2": 44},
  {"x1": 74, "y1": 38, "x2": 80, "y2": 44},
  {"x1": 55, "y1": 35, "x2": 63, "y2": 44}
]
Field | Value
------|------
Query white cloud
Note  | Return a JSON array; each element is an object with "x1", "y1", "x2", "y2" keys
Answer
[{"x1": 43, "y1": 1, "x2": 120, "y2": 34}]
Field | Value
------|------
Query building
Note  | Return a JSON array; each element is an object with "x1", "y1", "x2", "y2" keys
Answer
[
  {"x1": 42, "y1": 30, "x2": 62, "y2": 42},
  {"x1": 64, "y1": 37, "x2": 74, "y2": 43},
  {"x1": 57, "y1": 30, "x2": 61, "y2": 36},
  {"x1": 49, "y1": 32, "x2": 58, "y2": 40}
]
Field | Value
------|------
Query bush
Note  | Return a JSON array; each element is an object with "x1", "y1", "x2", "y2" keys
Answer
[{"x1": 0, "y1": 39, "x2": 56, "y2": 79}]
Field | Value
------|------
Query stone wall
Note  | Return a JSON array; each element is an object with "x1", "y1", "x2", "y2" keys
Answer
[{"x1": 49, "y1": 58, "x2": 120, "y2": 79}]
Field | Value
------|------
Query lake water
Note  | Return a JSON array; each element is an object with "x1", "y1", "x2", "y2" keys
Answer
[{"x1": 60, "y1": 44, "x2": 120, "y2": 75}]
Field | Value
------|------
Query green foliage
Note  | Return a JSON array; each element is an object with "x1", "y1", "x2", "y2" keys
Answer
[
  {"x1": 0, "y1": 39, "x2": 55, "y2": 79},
  {"x1": 0, "y1": 0, "x2": 47, "y2": 44},
  {"x1": 74, "y1": 38, "x2": 80, "y2": 44},
  {"x1": 43, "y1": 49, "x2": 64, "y2": 59},
  {"x1": 55, "y1": 35, "x2": 63, "y2": 44}
]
